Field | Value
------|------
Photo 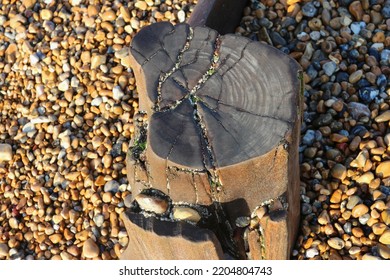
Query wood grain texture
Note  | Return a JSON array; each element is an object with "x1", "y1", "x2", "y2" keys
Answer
[
  {"x1": 120, "y1": 211, "x2": 224, "y2": 260},
  {"x1": 125, "y1": 22, "x2": 302, "y2": 259}
]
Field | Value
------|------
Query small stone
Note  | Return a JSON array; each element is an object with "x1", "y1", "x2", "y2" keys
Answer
[
  {"x1": 362, "y1": 254, "x2": 381, "y2": 260},
  {"x1": 67, "y1": 245, "x2": 80, "y2": 257},
  {"x1": 331, "y1": 163, "x2": 347, "y2": 180},
  {"x1": 349, "y1": 246, "x2": 361, "y2": 255},
  {"x1": 177, "y1": 10, "x2": 186, "y2": 23},
  {"x1": 52, "y1": 215, "x2": 63, "y2": 224},
  {"x1": 235, "y1": 216, "x2": 250, "y2": 228},
  {"x1": 40, "y1": 9, "x2": 53, "y2": 20},
  {"x1": 330, "y1": 133, "x2": 348, "y2": 143},
  {"x1": 112, "y1": 86, "x2": 124, "y2": 101},
  {"x1": 318, "y1": 210, "x2": 330, "y2": 225},
  {"x1": 381, "y1": 210, "x2": 390, "y2": 226},
  {"x1": 91, "y1": 97, "x2": 103, "y2": 106},
  {"x1": 302, "y1": 130, "x2": 315, "y2": 145},
  {"x1": 172, "y1": 206, "x2": 202, "y2": 223},
  {"x1": 359, "y1": 213, "x2": 370, "y2": 225},
  {"x1": 330, "y1": 189, "x2": 342, "y2": 203},
  {"x1": 349, "y1": 1, "x2": 364, "y2": 21},
  {"x1": 135, "y1": 1, "x2": 148, "y2": 11},
  {"x1": 375, "y1": 111, "x2": 390, "y2": 122},
  {"x1": 349, "y1": 70, "x2": 363, "y2": 83},
  {"x1": 29, "y1": 53, "x2": 39, "y2": 65},
  {"x1": 305, "y1": 248, "x2": 319, "y2": 258},
  {"x1": 82, "y1": 238, "x2": 99, "y2": 258},
  {"x1": 372, "y1": 223, "x2": 387, "y2": 235},
  {"x1": 323, "y1": 61, "x2": 337, "y2": 76},
  {"x1": 9, "y1": 217, "x2": 19, "y2": 229},
  {"x1": 22, "y1": 0, "x2": 36, "y2": 9},
  {"x1": 379, "y1": 230, "x2": 390, "y2": 245},
  {"x1": 348, "y1": 102, "x2": 370, "y2": 119},
  {"x1": 377, "y1": 244, "x2": 390, "y2": 259},
  {"x1": 135, "y1": 193, "x2": 169, "y2": 214},
  {"x1": 376, "y1": 161, "x2": 390, "y2": 178},
  {"x1": 0, "y1": 144, "x2": 13, "y2": 162},
  {"x1": 301, "y1": 2, "x2": 317, "y2": 17},
  {"x1": 347, "y1": 195, "x2": 362, "y2": 210},
  {"x1": 75, "y1": 96, "x2": 86, "y2": 106},
  {"x1": 255, "y1": 206, "x2": 267, "y2": 219},
  {"x1": 0, "y1": 243, "x2": 9, "y2": 257},
  {"x1": 328, "y1": 237, "x2": 345, "y2": 249},
  {"x1": 124, "y1": 194, "x2": 133, "y2": 208},
  {"x1": 91, "y1": 55, "x2": 107, "y2": 70},
  {"x1": 351, "y1": 204, "x2": 369, "y2": 218},
  {"x1": 355, "y1": 172, "x2": 374, "y2": 185},
  {"x1": 104, "y1": 180, "x2": 120, "y2": 193},
  {"x1": 49, "y1": 233, "x2": 62, "y2": 244},
  {"x1": 101, "y1": 10, "x2": 116, "y2": 21},
  {"x1": 93, "y1": 214, "x2": 104, "y2": 227},
  {"x1": 58, "y1": 79, "x2": 70, "y2": 92}
]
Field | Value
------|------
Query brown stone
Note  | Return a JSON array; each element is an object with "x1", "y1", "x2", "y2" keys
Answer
[
  {"x1": 379, "y1": 230, "x2": 390, "y2": 245},
  {"x1": 352, "y1": 204, "x2": 369, "y2": 218},
  {"x1": 381, "y1": 210, "x2": 390, "y2": 225},
  {"x1": 376, "y1": 161, "x2": 390, "y2": 178},
  {"x1": 120, "y1": 211, "x2": 224, "y2": 260},
  {"x1": 377, "y1": 244, "x2": 390, "y2": 259},
  {"x1": 82, "y1": 238, "x2": 99, "y2": 258},
  {"x1": 349, "y1": 1, "x2": 364, "y2": 21}
]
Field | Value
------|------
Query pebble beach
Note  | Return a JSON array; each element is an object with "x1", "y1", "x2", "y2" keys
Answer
[{"x1": 0, "y1": 0, "x2": 389, "y2": 260}]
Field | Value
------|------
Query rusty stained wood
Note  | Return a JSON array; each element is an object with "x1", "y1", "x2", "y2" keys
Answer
[{"x1": 123, "y1": 21, "x2": 302, "y2": 260}]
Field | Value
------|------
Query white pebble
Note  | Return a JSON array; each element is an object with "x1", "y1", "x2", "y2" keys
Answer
[
  {"x1": 75, "y1": 96, "x2": 86, "y2": 106},
  {"x1": 305, "y1": 248, "x2": 319, "y2": 258},
  {"x1": 91, "y1": 97, "x2": 102, "y2": 106},
  {"x1": 112, "y1": 86, "x2": 124, "y2": 101},
  {"x1": 58, "y1": 79, "x2": 70, "y2": 92},
  {"x1": 359, "y1": 213, "x2": 370, "y2": 225},
  {"x1": 93, "y1": 214, "x2": 104, "y2": 227},
  {"x1": 29, "y1": 53, "x2": 39, "y2": 65},
  {"x1": 0, "y1": 144, "x2": 13, "y2": 162},
  {"x1": 50, "y1": 42, "x2": 59, "y2": 50},
  {"x1": 178, "y1": 10, "x2": 186, "y2": 23},
  {"x1": 30, "y1": 116, "x2": 51, "y2": 124},
  {"x1": 62, "y1": 63, "x2": 71, "y2": 73},
  {"x1": 71, "y1": 76, "x2": 79, "y2": 88}
]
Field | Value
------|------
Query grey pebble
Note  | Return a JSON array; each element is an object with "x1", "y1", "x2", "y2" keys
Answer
[
  {"x1": 104, "y1": 180, "x2": 120, "y2": 193},
  {"x1": 302, "y1": 2, "x2": 317, "y2": 17},
  {"x1": 323, "y1": 61, "x2": 337, "y2": 76}
]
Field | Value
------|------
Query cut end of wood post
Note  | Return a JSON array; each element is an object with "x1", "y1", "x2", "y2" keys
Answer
[{"x1": 125, "y1": 21, "x2": 302, "y2": 259}]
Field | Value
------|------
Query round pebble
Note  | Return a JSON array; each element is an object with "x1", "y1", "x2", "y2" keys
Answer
[
  {"x1": 327, "y1": 237, "x2": 345, "y2": 250},
  {"x1": 82, "y1": 238, "x2": 100, "y2": 259},
  {"x1": 172, "y1": 206, "x2": 201, "y2": 223},
  {"x1": 135, "y1": 193, "x2": 169, "y2": 214}
]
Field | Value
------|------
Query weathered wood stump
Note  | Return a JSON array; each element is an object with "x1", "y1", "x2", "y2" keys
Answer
[{"x1": 121, "y1": 1, "x2": 302, "y2": 260}]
